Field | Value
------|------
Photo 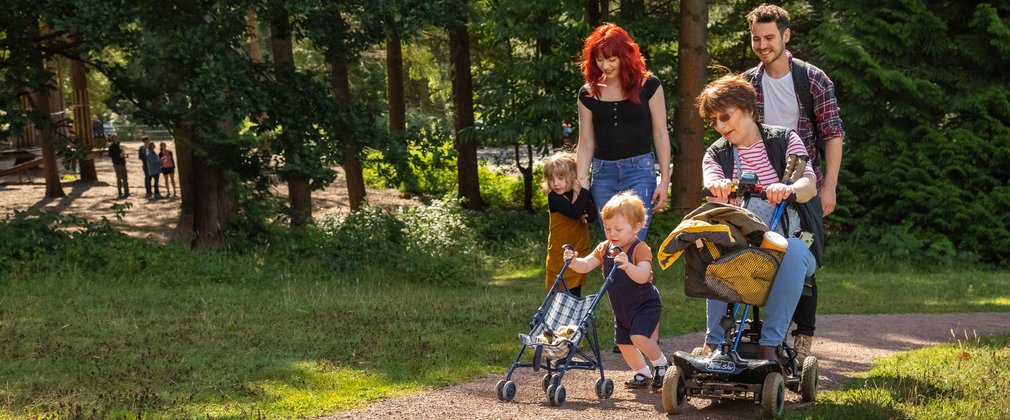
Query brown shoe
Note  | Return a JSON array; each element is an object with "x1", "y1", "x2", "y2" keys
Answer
[
  {"x1": 691, "y1": 343, "x2": 718, "y2": 356},
  {"x1": 794, "y1": 334, "x2": 813, "y2": 365}
]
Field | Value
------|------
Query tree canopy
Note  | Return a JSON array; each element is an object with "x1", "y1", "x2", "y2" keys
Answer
[{"x1": 1, "y1": 0, "x2": 1007, "y2": 263}]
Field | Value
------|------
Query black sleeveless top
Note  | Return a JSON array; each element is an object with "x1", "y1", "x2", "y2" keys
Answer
[{"x1": 578, "y1": 75, "x2": 661, "y2": 160}]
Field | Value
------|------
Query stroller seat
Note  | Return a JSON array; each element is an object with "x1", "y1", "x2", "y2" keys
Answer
[{"x1": 519, "y1": 291, "x2": 596, "y2": 360}]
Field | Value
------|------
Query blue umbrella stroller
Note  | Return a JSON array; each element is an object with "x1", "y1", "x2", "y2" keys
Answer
[
  {"x1": 656, "y1": 165, "x2": 820, "y2": 417},
  {"x1": 495, "y1": 244, "x2": 621, "y2": 406}
]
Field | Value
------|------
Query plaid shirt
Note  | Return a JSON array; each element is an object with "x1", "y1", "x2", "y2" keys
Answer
[{"x1": 750, "y1": 51, "x2": 845, "y2": 189}]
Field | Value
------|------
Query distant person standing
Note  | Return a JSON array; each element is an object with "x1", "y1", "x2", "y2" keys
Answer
[
  {"x1": 107, "y1": 135, "x2": 129, "y2": 198},
  {"x1": 159, "y1": 142, "x2": 177, "y2": 197},
  {"x1": 144, "y1": 141, "x2": 162, "y2": 199},
  {"x1": 138, "y1": 136, "x2": 152, "y2": 197},
  {"x1": 745, "y1": 3, "x2": 846, "y2": 365},
  {"x1": 92, "y1": 116, "x2": 106, "y2": 146}
]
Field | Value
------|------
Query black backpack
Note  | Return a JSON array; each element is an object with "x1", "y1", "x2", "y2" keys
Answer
[{"x1": 745, "y1": 58, "x2": 825, "y2": 168}]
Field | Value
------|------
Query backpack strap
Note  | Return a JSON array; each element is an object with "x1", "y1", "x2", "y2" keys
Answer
[{"x1": 790, "y1": 58, "x2": 824, "y2": 160}]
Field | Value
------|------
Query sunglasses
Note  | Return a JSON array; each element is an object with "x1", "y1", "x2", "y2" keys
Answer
[{"x1": 707, "y1": 110, "x2": 736, "y2": 127}]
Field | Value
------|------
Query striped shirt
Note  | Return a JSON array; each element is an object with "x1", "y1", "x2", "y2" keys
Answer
[{"x1": 702, "y1": 129, "x2": 814, "y2": 187}]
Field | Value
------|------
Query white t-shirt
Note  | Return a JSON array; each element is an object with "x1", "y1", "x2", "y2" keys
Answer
[{"x1": 762, "y1": 71, "x2": 800, "y2": 130}]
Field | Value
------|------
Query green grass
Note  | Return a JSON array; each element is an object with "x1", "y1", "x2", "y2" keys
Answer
[
  {"x1": 1, "y1": 209, "x2": 1009, "y2": 418},
  {"x1": 787, "y1": 335, "x2": 1010, "y2": 419}
]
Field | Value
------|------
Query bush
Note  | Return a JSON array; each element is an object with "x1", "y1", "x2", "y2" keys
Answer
[{"x1": 0, "y1": 210, "x2": 129, "y2": 272}]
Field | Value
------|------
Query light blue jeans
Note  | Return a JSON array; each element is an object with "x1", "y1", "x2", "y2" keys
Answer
[
  {"x1": 590, "y1": 153, "x2": 656, "y2": 242},
  {"x1": 705, "y1": 238, "x2": 815, "y2": 347}
]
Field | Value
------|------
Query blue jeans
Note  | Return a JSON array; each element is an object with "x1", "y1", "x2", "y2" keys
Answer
[
  {"x1": 705, "y1": 238, "x2": 816, "y2": 347},
  {"x1": 590, "y1": 153, "x2": 657, "y2": 241}
]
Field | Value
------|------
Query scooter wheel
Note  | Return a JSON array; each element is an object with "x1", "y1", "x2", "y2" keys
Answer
[
  {"x1": 760, "y1": 372, "x2": 785, "y2": 417},
  {"x1": 662, "y1": 366, "x2": 687, "y2": 414},
  {"x1": 801, "y1": 356, "x2": 819, "y2": 402}
]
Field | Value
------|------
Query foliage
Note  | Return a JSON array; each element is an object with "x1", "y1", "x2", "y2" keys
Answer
[{"x1": 800, "y1": 1, "x2": 1010, "y2": 264}]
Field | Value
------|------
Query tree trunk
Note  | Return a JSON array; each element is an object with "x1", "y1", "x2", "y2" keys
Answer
[
  {"x1": 448, "y1": 2, "x2": 483, "y2": 210},
  {"x1": 29, "y1": 22, "x2": 65, "y2": 198},
  {"x1": 247, "y1": 9, "x2": 262, "y2": 62},
  {"x1": 68, "y1": 47, "x2": 97, "y2": 182},
  {"x1": 387, "y1": 33, "x2": 406, "y2": 133},
  {"x1": 330, "y1": 53, "x2": 366, "y2": 210},
  {"x1": 190, "y1": 131, "x2": 234, "y2": 249},
  {"x1": 174, "y1": 125, "x2": 194, "y2": 217},
  {"x1": 671, "y1": 0, "x2": 708, "y2": 213},
  {"x1": 271, "y1": 1, "x2": 312, "y2": 226},
  {"x1": 515, "y1": 142, "x2": 534, "y2": 213},
  {"x1": 31, "y1": 91, "x2": 65, "y2": 198},
  {"x1": 587, "y1": 0, "x2": 602, "y2": 27}
]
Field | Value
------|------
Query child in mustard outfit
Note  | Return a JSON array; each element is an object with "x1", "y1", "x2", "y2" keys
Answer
[{"x1": 542, "y1": 152, "x2": 597, "y2": 297}]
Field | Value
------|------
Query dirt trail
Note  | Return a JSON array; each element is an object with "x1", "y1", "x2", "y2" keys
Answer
[
  {"x1": 0, "y1": 140, "x2": 418, "y2": 241},
  {"x1": 334, "y1": 312, "x2": 1010, "y2": 419}
]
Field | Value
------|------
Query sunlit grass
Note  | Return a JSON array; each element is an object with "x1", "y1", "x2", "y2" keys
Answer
[
  {"x1": 2, "y1": 208, "x2": 1009, "y2": 418},
  {"x1": 788, "y1": 335, "x2": 1010, "y2": 419}
]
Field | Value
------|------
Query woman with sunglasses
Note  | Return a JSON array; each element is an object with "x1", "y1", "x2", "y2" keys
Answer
[
  {"x1": 694, "y1": 72, "x2": 818, "y2": 361},
  {"x1": 576, "y1": 23, "x2": 671, "y2": 242}
]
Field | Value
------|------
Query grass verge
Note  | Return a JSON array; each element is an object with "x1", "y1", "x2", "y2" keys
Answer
[{"x1": 788, "y1": 334, "x2": 1010, "y2": 419}]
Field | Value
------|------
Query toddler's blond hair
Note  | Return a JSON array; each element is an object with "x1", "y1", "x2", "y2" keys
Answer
[
  {"x1": 541, "y1": 152, "x2": 579, "y2": 195},
  {"x1": 600, "y1": 191, "x2": 647, "y2": 226}
]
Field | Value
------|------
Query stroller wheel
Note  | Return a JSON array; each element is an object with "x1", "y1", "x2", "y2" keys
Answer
[
  {"x1": 542, "y1": 373, "x2": 560, "y2": 394},
  {"x1": 547, "y1": 384, "x2": 566, "y2": 406},
  {"x1": 495, "y1": 380, "x2": 506, "y2": 401},
  {"x1": 760, "y1": 372, "x2": 785, "y2": 417},
  {"x1": 595, "y1": 377, "x2": 614, "y2": 399},
  {"x1": 661, "y1": 366, "x2": 686, "y2": 414},
  {"x1": 498, "y1": 380, "x2": 517, "y2": 402},
  {"x1": 800, "y1": 356, "x2": 819, "y2": 402}
]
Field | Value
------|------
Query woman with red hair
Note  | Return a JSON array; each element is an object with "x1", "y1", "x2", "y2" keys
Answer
[
  {"x1": 576, "y1": 23, "x2": 671, "y2": 357},
  {"x1": 576, "y1": 23, "x2": 671, "y2": 243}
]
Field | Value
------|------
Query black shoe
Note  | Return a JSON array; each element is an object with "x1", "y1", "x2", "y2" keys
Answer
[
  {"x1": 612, "y1": 344, "x2": 621, "y2": 354},
  {"x1": 624, "y1": 373, "x2": 652, "y2": 389},
  {"x1": 652, "y1": 362, "x2": 672, "y2": 390}
]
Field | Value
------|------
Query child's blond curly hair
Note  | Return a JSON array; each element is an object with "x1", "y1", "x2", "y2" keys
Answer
[
  {"x1": 600, "y1": 191, "x2": 647, "y2": 226},
  {"x1": 541, "y1": 152, "x2": 579, "y2": 195}
]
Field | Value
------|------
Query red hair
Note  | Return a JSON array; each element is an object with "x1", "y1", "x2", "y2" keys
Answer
[{"x1": 580, "y1": 23, "x2": 652, "y2": 104}]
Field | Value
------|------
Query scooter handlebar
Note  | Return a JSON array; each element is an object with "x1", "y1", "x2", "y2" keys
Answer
[{"x1": 701, "y1": 187, "x2": 797, "y2": 203}]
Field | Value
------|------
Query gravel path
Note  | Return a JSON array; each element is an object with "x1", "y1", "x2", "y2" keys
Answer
[
  {"x1": 0, "y1": 141, "x2": 419, "y2": 242},
  {"x1": 334, "y1": 312, "x2": 1010, "y2": 419}
]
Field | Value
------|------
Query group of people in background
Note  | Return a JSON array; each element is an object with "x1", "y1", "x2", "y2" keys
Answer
[
  {"x1": 542, "y1": 3, "x2": 844, "y2": 391},
  {"x1": 105, "y1": 135, "x2": 176, "y2": 200}
]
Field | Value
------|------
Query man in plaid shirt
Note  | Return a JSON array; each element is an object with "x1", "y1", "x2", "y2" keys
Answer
[{"x1": 746, "y1": 3, "x2": 846, "y2": 365}]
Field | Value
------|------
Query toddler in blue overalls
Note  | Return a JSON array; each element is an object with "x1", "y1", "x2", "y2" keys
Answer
[{"x1": 563, "y1": 191, "x2": 670, "y2": 390}]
